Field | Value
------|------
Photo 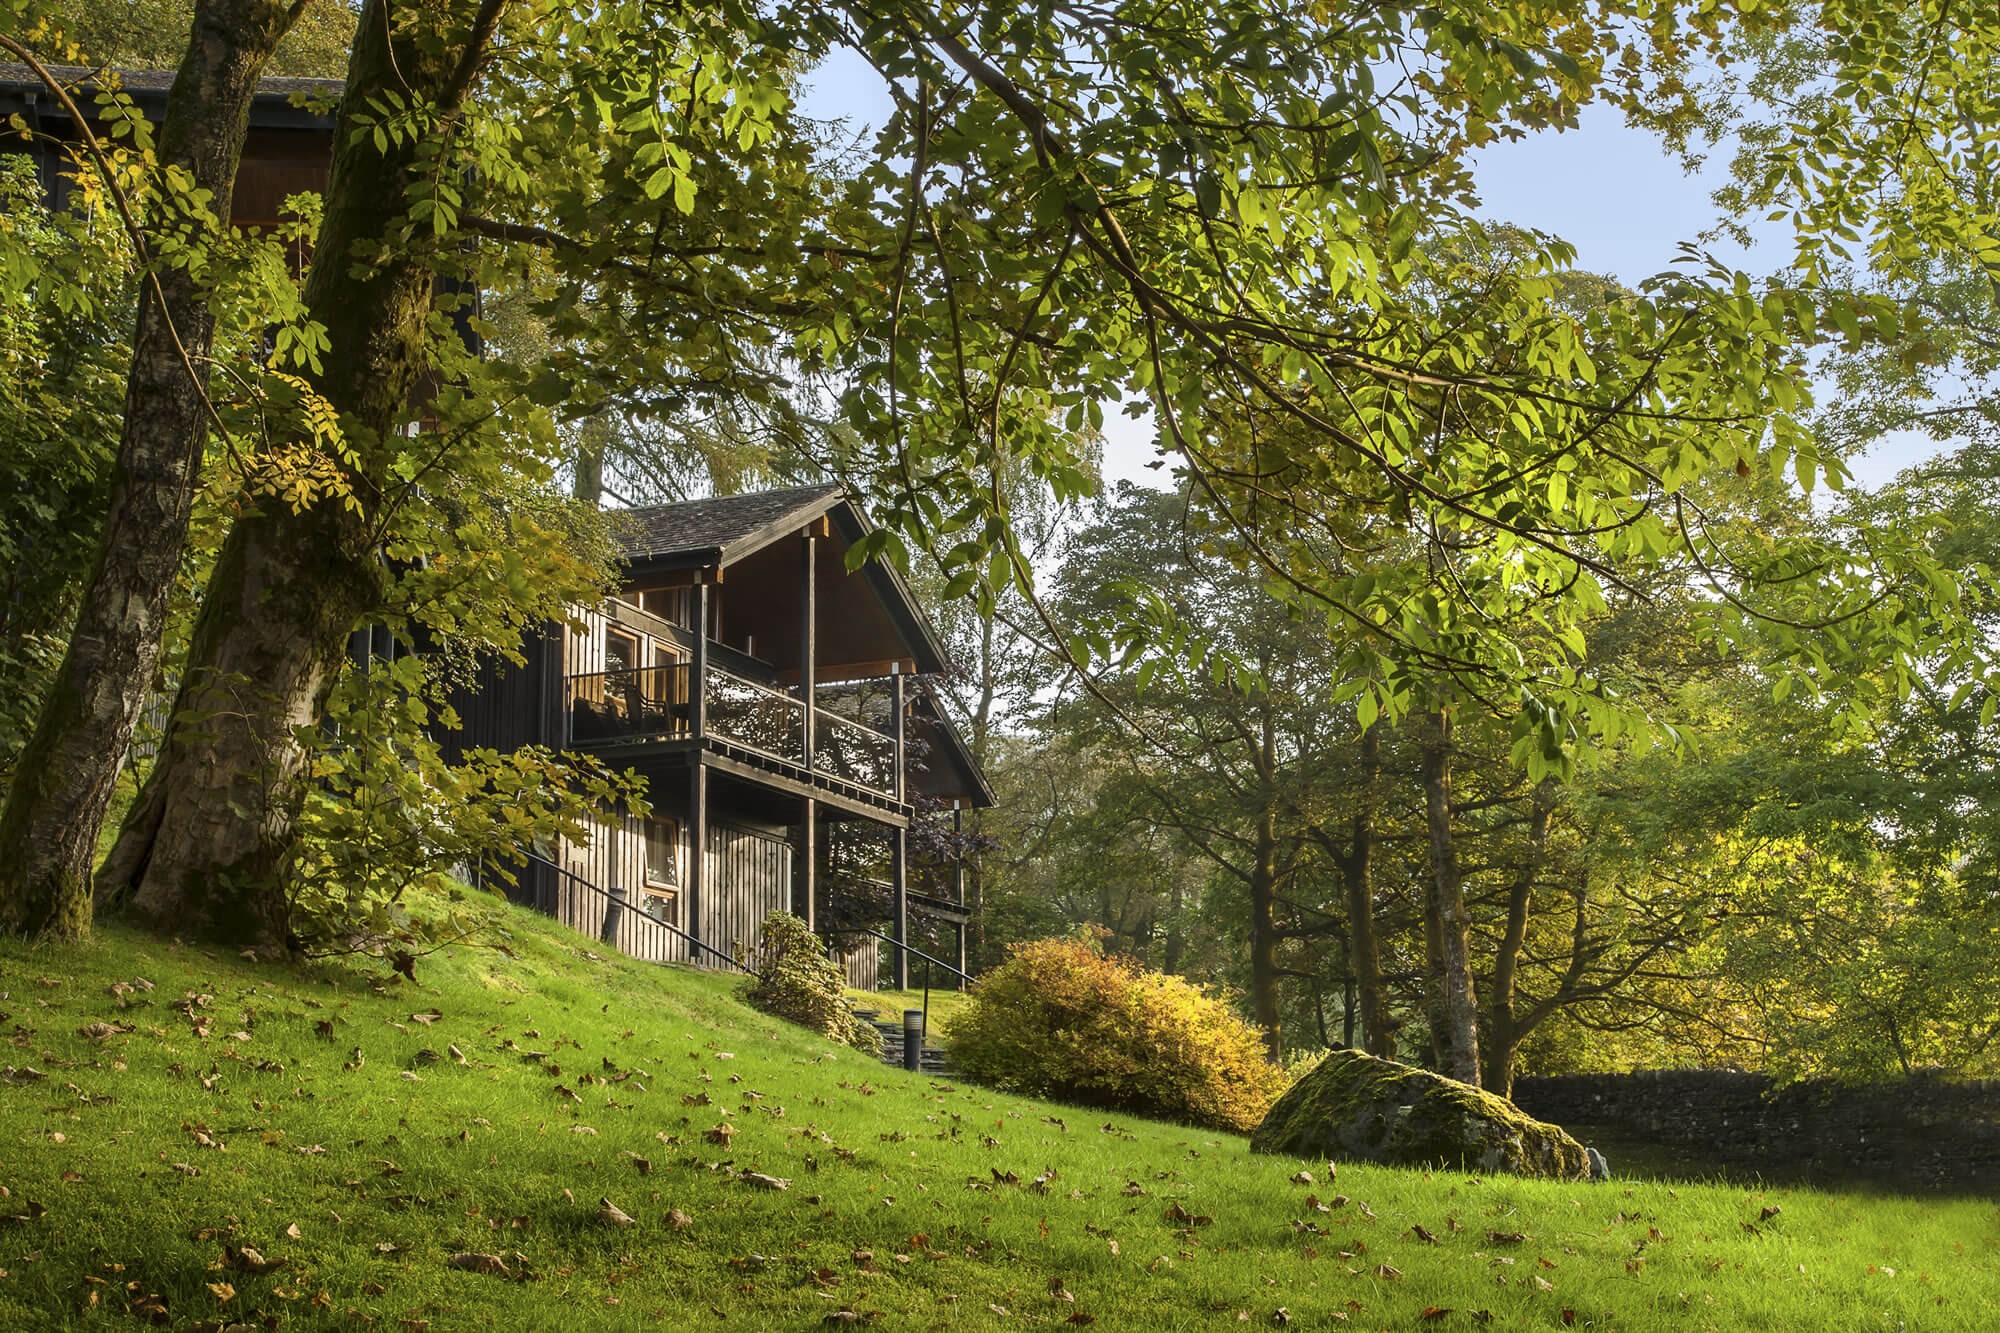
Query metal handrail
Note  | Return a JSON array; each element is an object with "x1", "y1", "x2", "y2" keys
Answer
[
  {"x1": 821, "y1": 923, "x2": 972, "y2": 986},
  {"x1": 513, "y1": 850, "x2": 763, "y2": 979},
  {"x1": 824, "y1": 925, "x2": 972, "y2": 1072}
]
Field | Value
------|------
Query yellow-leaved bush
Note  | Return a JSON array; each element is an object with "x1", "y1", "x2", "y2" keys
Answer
[{"x1": 943, "y1": 937, "x2": 1287, "y2": 1132}]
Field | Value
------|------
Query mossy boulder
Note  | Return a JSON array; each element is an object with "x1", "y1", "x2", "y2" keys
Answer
[{"x1": 1251, "y1": 1050, "x2": 1590, "y2": 1180}]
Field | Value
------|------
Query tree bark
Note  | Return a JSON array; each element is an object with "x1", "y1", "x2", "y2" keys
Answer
[
  {"x1": 1247, "y1": 695, "x2": 1284, "y2": 1061},
  {"x1": 102, "y1": 0, "x2": 502, "y2": 945},
  {"x1": 1343, "y1": 724, "x2": 1396, "y2": 1057},
  {"x1": 1248, "y1": 801, "x2": 1283, "y2": 1061},
  {"x1": 0, "y1": 0, "x2": 301, "y2": 940},
  {"x1": 1482, "y1": 777, "x2": 1557, "y2": 1098},
  {"x1": 1420, "y1": 710, "x2": 1481, "y2": 1086}
]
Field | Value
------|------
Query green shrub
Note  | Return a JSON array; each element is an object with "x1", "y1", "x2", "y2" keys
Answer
[
  {"x1": 944, "y1": 936, "x2": 1286, "y2": 1132},
  {"x1": 746, "y1": 911, "x2": 882, "y2": 1056}
]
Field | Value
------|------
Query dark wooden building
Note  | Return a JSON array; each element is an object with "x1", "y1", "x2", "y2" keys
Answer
[
  {"x1": 4, "y1": 68, "x2": 990, "y2": 985},
  {"x1": 450, "y1": 485, "x2": 992, "y2": 988},
  {"x1": 0, "y1": 64, "x2": 337, "y2": 223}
]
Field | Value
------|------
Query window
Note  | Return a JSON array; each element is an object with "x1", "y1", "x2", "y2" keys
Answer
[
  {"x1": 643, "y1": 818, "x2": 679, "y2": 889},
  {"x1": 641, "y1": 587, "x2": 692, "y2": 627},
  {"x1": 604, "y1": 629, "x2": 640, "y2": 676}
]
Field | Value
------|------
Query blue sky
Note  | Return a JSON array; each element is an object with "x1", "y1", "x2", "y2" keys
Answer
[{"x1": 798, "y1": 54, "x2": 1947, "y2": 494}]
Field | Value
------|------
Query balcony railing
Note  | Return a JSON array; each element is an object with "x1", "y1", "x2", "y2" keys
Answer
[
  {"x1": 814, "y1": 709, "x2": 897, "y2": 792},
  {"x1": 565, "y1": 659, "x2": 900, "y2": 800},
  {"x1": 708, "y1": 667, "x2": 807, "y2": 765}
]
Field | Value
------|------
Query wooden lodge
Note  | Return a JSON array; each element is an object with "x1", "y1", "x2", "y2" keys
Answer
[
  {"x1": 0, "y1": 64, "x2": 338, "y2": 227},
  {"x1": 3, "y1": 67, "x2": 992, "y2": 987},
  {"x1": 448, "y1": 485, "x2": 993, "y2": 989}
]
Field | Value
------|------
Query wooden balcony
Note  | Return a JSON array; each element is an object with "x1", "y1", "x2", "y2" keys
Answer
[{"x1": 566, "y1": 659, "x2": 903, "y2": 803}]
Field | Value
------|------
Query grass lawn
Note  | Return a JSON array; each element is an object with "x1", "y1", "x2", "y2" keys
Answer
[
  {"x1": 847, "y1": 987, "x2": 972, "y2": 1045},
  {"x1": 3, "y1": 903, "x2": 1995, "y2": 1330}
]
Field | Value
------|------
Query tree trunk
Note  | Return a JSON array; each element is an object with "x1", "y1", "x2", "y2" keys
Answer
[
  {"x1": 0, "y1": 0, "x2": 300, "y2": 940},
  {"x1": 1482, "y1": 777, "x2": 1557, "y2": 1098},
  {"x1": 571, "y1": 413, "x2": 608, "y2": 505},
  {"x1": 1420, "y1": 710, "x2": 1481, "y2": 1086},
  {"x1": 1343, "y1": 724, "x2": 1395, "y2": 1057},
  {"x1": 102, "y1": 0, "x2": 501, "y2": 945},
  {"x1": 1248, "y1": 804, "x2": 1283, "y2": 1061},
  {"x1": 1246, "y1": 691, "x2": 1284, "y2": 1062}
]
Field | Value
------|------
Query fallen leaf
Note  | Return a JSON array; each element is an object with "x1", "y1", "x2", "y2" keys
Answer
[
  {"x1": 597, "y1": 1197, "x2": 635, "y2": 1227},
  {"x1": 447, "y1": 1252, "x2": 512, "y2": 1277},
  {"x1": 230, "y1": 1246, "x2": 285, "y2": 1275}
]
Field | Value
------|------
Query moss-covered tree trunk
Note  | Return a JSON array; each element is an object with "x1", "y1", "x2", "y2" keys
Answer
[
  {"x1": 100, "y1": 0, "x2": 503, "y2": 946},
  {"x1": 1420, "y1": 710, "x2": 1481, "y2": 1087},
  {"x1": 0, "y1": 0, "x2": 300, "y2": 940}
]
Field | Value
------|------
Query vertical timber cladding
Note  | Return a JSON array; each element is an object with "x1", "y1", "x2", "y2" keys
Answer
[
  {"x1": 549, "y1": 813, "x2": 795, "y2": 972},
  {"x1": 698, "y1": 822, "x2": 795, "y2": 966},
  {"x1": 432, "y1": 619, "x2": 561, "y2": 908},
  {"x1": 557, "y1": 813, "x2": 692, "y2": 966},
  {"x1": 839, "y1": 943, "x2": 880, "y2": 992}
]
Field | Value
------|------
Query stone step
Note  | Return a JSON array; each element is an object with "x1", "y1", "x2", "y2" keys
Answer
[{"x1": 856, "y1": 1012, "x2": 953, "y2": 1076}]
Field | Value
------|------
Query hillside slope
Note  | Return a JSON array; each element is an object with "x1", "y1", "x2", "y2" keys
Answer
[{"x1": 1, "y1": 904, "x2": 1992, "y2": 1330}]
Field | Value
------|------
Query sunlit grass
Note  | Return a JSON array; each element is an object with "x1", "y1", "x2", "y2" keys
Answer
[{"x1": 2, "y1": 904, "x2": 1993, "y2": 1330}]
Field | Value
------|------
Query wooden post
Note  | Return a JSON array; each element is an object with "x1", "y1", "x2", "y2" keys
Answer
[
  {"x1": 801, "y1": 530, "x2": 816, "y2": 771},
  {"x1": 890, "y1": 669, "x2": 909, "y2": 988},
  {"x1": 797, "y1": 532, "x2": 819, "y2": 930},
  {"x1": 688, "y1": 759, "x2": 707, "y2": 950},
  {"x1": 891, "y1": 823, "x2": 909, "y2": 990},
  {"x1": 691, "y1": 578, "x2": 709, "y2": 741},
  {"x1": 953, "y1": 803, "x2": 967, "y2": 988},
  {"x1": 797, "y1": 796, "x2": 817, "y2": 929},
  {"x1": 891, "y1": 670, "x2": 905, "y2": 803},
  {"x1": 952, "y1": 805, "x2": 965, "y2": 904}
]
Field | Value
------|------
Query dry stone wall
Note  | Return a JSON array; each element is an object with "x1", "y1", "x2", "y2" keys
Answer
[{"x1": 1511, "y1": 1070, "x2": 2000, "y2": 1196}]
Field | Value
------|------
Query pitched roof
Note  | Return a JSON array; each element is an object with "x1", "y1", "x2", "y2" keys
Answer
[
  {"x1": 612, "y1": 484, "x2": 952, "y2": 677},
  {"x1": 0, "y1": 64, "x2": 340, "y2": 129},
  {"x1": 614, "y1": 483, "x2": 846, "y2": 566}
]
